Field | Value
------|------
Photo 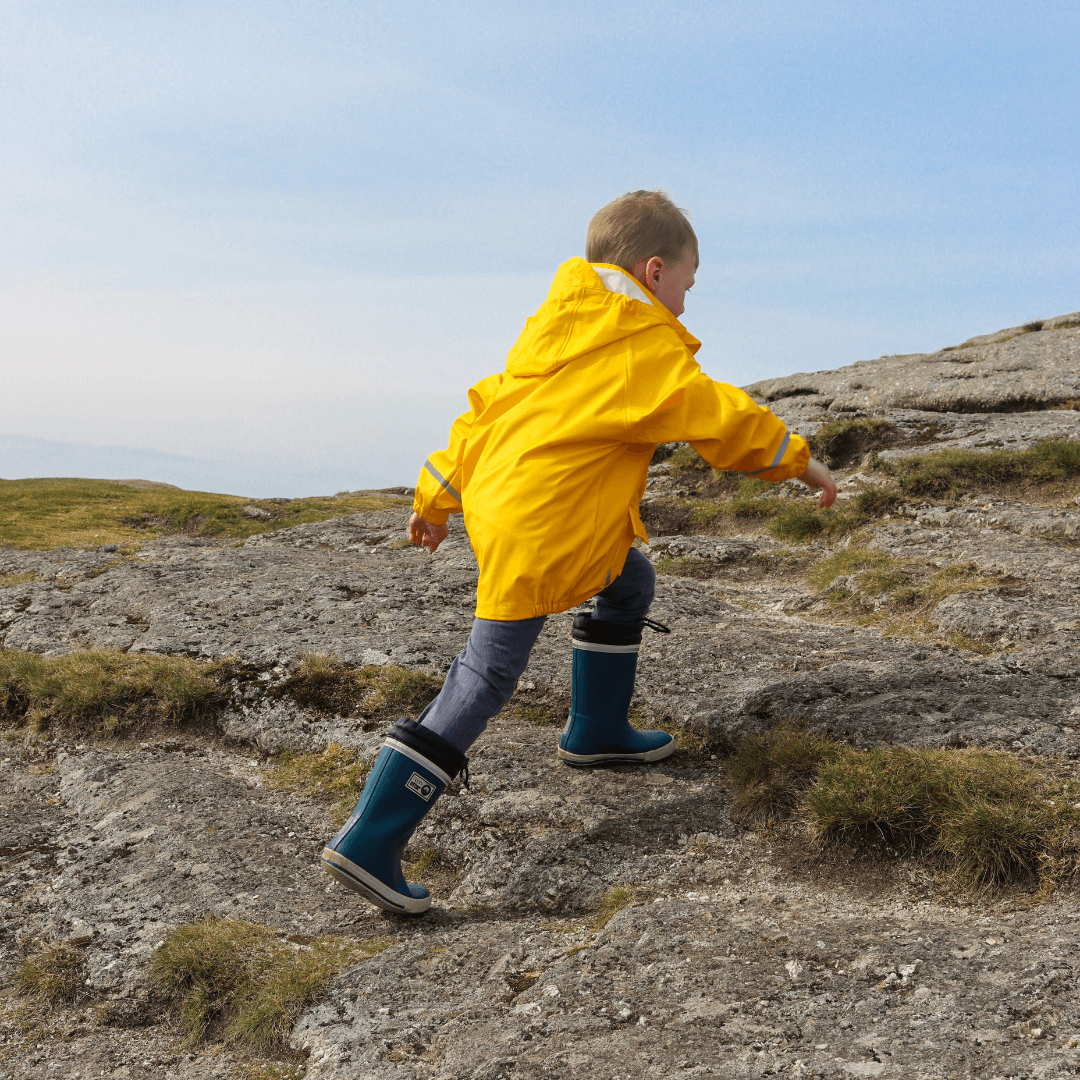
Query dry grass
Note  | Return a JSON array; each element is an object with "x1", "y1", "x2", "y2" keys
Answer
[
  {"x1": 0, "y1": 572, "x2": 37, "y2": 588},
  {"x1": 0, "y1": 649, "x2": 231, "y2": 735},
  {"x1": 237, "y1": 1065, "x2": 306, "y2": 1080},
  {"x1": 152, "y1": 916, "x2": 392, "y2": 1053},
  {"x1": 499, "y1": 699, "x2": 564, "y2": 727},
  {"x1": 726, "y1": 723, "x2": 1080, "y2": 888},
  {"x1": 644, "y1": 487, "x2": 903, "y2": 544},
  {"x1": 271, "y1": 654, "x2": 442, "y2": 722},
  {"x1": 649, "y1": 441, "x2": 1080, "y2": 547},
  {"x1": 628, "y1": 709, "x2": 707, "y2": 756},
  {"x1": 805, "y1": 546, "x2": 1008, "y2": 649},
  {"x1": 266, "y1": 744, "x2": 372, "y2": 825},
  {"x1": 14, "y1": 940, "x2": 89, "y2": 1003},
  {"x1": 403, "y1": 846, "x2": 439, "y2": 880},
  {"x1": 0, "y1": 477, "x2": 410, "y2": 551}
]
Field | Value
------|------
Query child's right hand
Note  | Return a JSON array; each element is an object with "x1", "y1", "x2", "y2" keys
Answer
[
  {"x1": 409, "y1": 513, "x2": 449, "y2": 553},
  {"x1": 798, "y1": 457, "x2": 838, "y2": 508}
]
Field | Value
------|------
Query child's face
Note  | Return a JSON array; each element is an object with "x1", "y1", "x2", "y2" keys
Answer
[{"x1": 642, "y1": 247, "x2": 697, "y2": 318}]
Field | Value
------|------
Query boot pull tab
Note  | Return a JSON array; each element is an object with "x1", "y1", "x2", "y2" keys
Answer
[{"x1": 643, "y1": 617, "x2": 671, "y2": 634}]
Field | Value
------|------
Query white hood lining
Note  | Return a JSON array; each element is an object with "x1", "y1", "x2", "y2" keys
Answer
[{"x1": 591, "y1": 265, "x2": 654, "y2": 306}]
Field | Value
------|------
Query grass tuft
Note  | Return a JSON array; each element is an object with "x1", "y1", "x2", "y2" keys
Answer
[
  {"x1": 499, "y1": 700, "x2": 563, "y2": 726},
  {"x1": 871, "y1": 440, "x2": 1080, "y2": 500},
  {"x1": 14, "y1": 940, "x2": 88, "y2": 1002},
  {"x1": 805, "y1": 747, "x2": 1067, "y2": 886},
  {"x1": 808, "y1": 546, "x2": 894, "y2": 590},
  {"x1": 237, "y1": 1065, "x2": 306, "y2": 1080},
  {"x1": 587, "y1": 886, "x2": 635, "y2": 929},
  {"x1": 808, "y1": 417, "x2": 897, "y2": 467},
  {"x1": 630, "y1": 709, "x2": 707, "y2": 755},
  {"x1": 0, "y1": 649, "x2": 231, "y2": 734},
  {"x1": 726, "y1": 722, "x2": 841, "y2": 825},
  {"x1": 403, "y1": 846, "x2": 439, "y2": 880},
  {"x1": 152, "y1": 916, "x2": 392, "y2": 1052},
  {"x1": 0, "y1": 478, "x2": 411, "y2": 551},
  {"x1": 645, "y1": 484, "x2": 906, "y2": 545},
  {"x1": 726, "y1": 727, "x2": 1080, "y2": 888},
  {"x1": 271, "y1": 655, "x2": 442, "y2": 721}
]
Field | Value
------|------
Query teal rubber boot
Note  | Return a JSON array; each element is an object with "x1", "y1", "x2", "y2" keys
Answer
[
  {"x1": 321, "y1": 718, "x2": 466, "y2": 914},
  {"x1": 557, "y1": 615, "x2": 675, "y2": 766}
]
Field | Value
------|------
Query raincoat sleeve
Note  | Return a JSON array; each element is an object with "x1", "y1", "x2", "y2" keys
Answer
[
  {"x1": 413, "y1": 372, "x2": 505, "y2": 525},
  {"x1": 625, "y1": 332, "x2": 809, "y2": 480}
]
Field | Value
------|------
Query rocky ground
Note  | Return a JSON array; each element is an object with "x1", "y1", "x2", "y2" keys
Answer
[{"x1": 1, "y1": 314, "x2": 1079, "y2": 1079}]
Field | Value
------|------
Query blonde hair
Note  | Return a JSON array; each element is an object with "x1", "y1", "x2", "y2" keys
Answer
[{"x1": 585, "y1": 190, "x2": 698, "y2": 272}]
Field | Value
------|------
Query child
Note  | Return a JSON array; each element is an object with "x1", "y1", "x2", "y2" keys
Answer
[{"x1": 322, "y1": 190, "x2": 837, "y2": 913}]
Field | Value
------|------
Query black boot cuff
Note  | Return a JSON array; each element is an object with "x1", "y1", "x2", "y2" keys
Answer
[
  {"x1": 571, "y1": 614, "x2": 644, "y2": 647},
  {"x1": 388, "y1": 718, "x2": 467, "y2": 781}
]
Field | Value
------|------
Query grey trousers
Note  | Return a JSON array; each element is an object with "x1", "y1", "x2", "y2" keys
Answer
[{"x1": 418, "y1": 547, "x2": 656, "y2": 753}]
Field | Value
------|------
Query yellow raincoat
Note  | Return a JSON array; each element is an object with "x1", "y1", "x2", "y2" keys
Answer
[{"x1": 413, "y1": 258, "x2": 809, "y2": 621}]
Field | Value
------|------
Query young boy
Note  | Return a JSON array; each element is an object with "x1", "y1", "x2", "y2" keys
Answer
[{"x1": 322, "y1": 190, "x2": 837, "y2": 914}]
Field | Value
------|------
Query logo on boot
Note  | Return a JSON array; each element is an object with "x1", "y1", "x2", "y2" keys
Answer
[{"x1": 405, "y1": 772, "x2": 436, "y2": 801}]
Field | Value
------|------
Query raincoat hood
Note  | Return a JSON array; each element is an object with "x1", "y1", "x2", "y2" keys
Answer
[{"x1": 505, "y1": 258, "x2": 701, "y2": 377}]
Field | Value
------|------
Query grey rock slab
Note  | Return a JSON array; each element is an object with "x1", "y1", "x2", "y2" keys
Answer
[
  {"x1": 745, "y1": 322, "x2": 1080, "y2": 414},
  {"x1": 293, "y1": 883, "x2": 1080, "y2": 1079},
  {"x1": 0, "y1": 511, "x2": 481, "y2": 669},
  {"x1": 4, "y1": 503, "x2": 1080, "y2": 757},
  {"x1": 21, "y1": 717, "x2": 1080, "y2": 1079},
  {"x1": 872, "y1": 407, "x2": 1080, "y2": 461},
  {"x1": 904, "y1": 499, "x2": 1080, "y2": 542},
  {"x1": 739, "y1": 403, "x2": 1080, "y2": 465}
]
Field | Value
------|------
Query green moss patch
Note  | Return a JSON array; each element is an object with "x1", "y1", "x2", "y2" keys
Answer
[
  {"x1": 152, "y1": 917, "x2": 392, "y2": 1053},
  {"x1": 728, "y1": 722, "x2": 1080, "y2": 888},
  {"x1": 0, "y1": 478, "x2": 410, "y2": 551},
  {"x1": 266, "y1": 743, "x2": 372, "y2": 825},
  {"x1": 0, "y1": 649, "x2": 231, "y2": 735}
]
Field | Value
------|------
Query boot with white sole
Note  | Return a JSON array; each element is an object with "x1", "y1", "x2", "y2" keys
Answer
[
  {"x1": 321, "y1": 718, "x2": 466, "y2": 914},
  {"x1": 557, "y1": 615, "x2": 675, "y2": 766}
]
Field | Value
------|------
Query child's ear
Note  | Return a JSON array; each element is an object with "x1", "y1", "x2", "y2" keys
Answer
[{"x1": 646, "y1": 256, "x2": 664, "y2": 290}]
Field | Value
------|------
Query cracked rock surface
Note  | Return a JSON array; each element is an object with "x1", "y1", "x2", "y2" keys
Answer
[{"x1": 3, "y1": 314, "x2": 1080, "y2": 1078}]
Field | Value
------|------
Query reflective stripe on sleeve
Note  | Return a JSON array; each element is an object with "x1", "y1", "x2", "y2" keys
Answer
[
  {"x1": 423, "y1": 459, "x2": 462, "y2": 503},
  {"x1": 745, "y1": 431, "x2": 791, "y2": 476}
]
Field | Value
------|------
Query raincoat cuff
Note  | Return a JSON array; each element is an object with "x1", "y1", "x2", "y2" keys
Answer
[{"x1": 412, "y1": 500, "x2": 450, "y2": 527}]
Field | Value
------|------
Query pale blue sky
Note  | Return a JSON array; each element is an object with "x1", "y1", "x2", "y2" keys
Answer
[{"x1": 3, "y1": 1, "x2": 1078, "y2": 495}]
